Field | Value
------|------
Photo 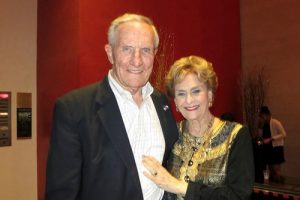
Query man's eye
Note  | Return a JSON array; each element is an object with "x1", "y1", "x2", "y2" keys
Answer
[
  {"x1": 122, "y1": 46, "x2": 133, "y2": 53},
  {"x1": 141, "y1": 48, "x2": 151, "y2": 54}
]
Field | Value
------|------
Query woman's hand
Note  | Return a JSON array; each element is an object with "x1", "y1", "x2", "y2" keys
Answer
[
  {"x1": 263, "y1": 138, "x2": 272, "y2": 144},
  {"x1": 142, "y1": 155, "x2": 188, "y2": 195}
]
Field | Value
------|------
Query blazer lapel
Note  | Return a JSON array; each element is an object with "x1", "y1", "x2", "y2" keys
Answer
[
  {"x1": 95, "y1": 77, "x2": 142, "y2": 192},
  {"x1": 151, "y1": 90, "x2": 174, "y2": 164}
]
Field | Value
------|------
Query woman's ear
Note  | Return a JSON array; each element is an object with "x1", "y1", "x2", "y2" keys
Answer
[
  {"x1": 208, "y1": 90, "x2": 214, "y2": 107},
  {"x1": 173, "y1": 100, "x2": 179, "y2": 112},
  {"x1": 208, "y1": 90, "x2": 213, "y2": 101},
  {"x1": 104, "y1": 44, "x2": 114, "y2": 64}
]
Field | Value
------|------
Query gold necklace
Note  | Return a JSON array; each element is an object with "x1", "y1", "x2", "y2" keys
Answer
[{"x1": 183, "y1": 116, "x2": 214, "y2": 182}]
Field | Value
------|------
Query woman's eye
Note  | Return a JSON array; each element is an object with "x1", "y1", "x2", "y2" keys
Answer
[
  {"x1": 176, "y1": 92, "x2": 186, "y2": 97},
  {"x1": 191, "y1": 89, "x2": 201, "y2": 95}
]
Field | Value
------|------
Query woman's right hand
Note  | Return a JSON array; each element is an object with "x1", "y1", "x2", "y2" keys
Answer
[{"x1": 142, "y1": 155, "x2": 188, "y2": 195}]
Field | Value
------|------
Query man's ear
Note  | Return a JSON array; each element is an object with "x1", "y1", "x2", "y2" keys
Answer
[
  {"x1": 154, "y1": 48, "x2": 158, "y2": 56},
  {"x1": 104, "y1": 44, "x2": 114, "y2": 64}
]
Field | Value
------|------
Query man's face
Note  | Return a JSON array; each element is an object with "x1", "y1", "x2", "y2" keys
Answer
[{"x1": 105, "y1": 21, "x2": 157, "y2": 94}]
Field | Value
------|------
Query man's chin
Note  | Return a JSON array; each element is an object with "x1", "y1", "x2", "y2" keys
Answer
[{"x1": 125, "y1": 83, "x2": 147, "y2": 93}]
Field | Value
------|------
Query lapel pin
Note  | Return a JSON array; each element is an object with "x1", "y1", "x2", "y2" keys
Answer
[{"x1": 163, "y1": 105, "x2": 169, "y2": 111}]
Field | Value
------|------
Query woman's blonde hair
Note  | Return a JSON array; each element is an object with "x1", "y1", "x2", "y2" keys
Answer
[{"x1": 165, "y1": 55, "x2": 218, "y2": 97}]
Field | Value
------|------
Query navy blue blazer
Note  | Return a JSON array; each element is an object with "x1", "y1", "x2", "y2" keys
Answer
[{"x1": 46, "y1": 76, "x2": 178, "y2": 200}]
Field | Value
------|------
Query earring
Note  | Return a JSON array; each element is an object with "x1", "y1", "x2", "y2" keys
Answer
[{"x1": 208, "y1": 101, "x2": 212, "y2": 108}]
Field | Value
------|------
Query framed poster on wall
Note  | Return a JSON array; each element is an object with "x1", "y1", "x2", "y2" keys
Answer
[
  {"x1": 17, "y1": 107, "x2": 32, "y2": 138},
  {"x1": 17, "y1": 93, "x2": 32, "y2": 139}
]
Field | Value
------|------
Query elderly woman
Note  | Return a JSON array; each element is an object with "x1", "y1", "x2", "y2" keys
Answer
[{"x1": 143, "y1": 56, "x2": 254, "y2": 200}]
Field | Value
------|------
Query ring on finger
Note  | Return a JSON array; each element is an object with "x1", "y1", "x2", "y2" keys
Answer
[{"x1": 152, "y1": 171, "x2": 158, "y2": 176}]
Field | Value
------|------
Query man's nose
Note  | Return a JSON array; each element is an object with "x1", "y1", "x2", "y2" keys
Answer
[{"x1": 131, "y1": 50, "x2": 143, "y2": 67}]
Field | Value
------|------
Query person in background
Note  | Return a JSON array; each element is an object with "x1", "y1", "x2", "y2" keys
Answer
[
  {"x1": 142, "y1": 55, "x2": 254, "y2": 200},
  {"x1": 45, "y1": 13, "x2": 178, "y2": 200},
  {"x1": 220, "y1": 112, "x2": 235, "y2": 122},
  {"x1": 259, "y1": 106, "x2": 287, "y2": 183}
]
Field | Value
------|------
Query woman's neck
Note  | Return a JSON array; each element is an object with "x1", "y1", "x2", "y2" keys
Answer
[{"x1": 187, "y1": 113, "x2": 214, "y2": 137}]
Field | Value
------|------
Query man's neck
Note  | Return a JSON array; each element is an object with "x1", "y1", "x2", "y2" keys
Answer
[{"x1": 132, "y1": 90, "x2": 143, "y2": 107}]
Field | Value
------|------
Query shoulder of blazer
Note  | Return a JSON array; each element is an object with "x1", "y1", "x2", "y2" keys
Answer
[
  {"x1": 57, "y1": 77, "x2": 111, "y2": 102},
  {"x1": 55, "y1": 77, "x2": 114, "y2": 116}
]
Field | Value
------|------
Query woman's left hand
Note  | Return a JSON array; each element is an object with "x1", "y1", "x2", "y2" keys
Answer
[{"x1": 142, "y1": 155, "x2": 188, "y2": 195}]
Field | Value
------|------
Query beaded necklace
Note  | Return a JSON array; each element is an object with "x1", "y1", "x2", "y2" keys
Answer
[{"x1": 182, "y1": 116, "x2": 215, "y2": 182}]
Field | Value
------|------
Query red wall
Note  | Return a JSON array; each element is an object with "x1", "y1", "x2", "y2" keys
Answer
[
  {"x1": 37, "y1": 1, "x2": 80, "y2": 199},
  {"x1": 37, "y1": 0, "x2": 241, "y2": 199}
]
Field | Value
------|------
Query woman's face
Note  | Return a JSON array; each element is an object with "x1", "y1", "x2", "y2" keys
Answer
[{"x1": 174, "y1": 73, "x2": 212, "y2": 121}]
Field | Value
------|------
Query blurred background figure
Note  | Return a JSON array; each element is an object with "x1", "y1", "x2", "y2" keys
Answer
[
  {"x1": 220, "y1": 112, "x2": 235, "y2": 122},
  {"x1": 259, "y1": 106, "x2": 287, "y2": 183}
]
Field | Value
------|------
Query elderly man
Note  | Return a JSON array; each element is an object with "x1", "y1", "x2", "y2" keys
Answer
[{"x1": 45, "y1": 13, "x2": 178, "y2": 200}]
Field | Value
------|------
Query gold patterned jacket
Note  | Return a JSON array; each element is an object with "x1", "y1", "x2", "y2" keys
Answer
[{"x1": 167, "y1": 118, "x2": 254, "y2": 200}]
